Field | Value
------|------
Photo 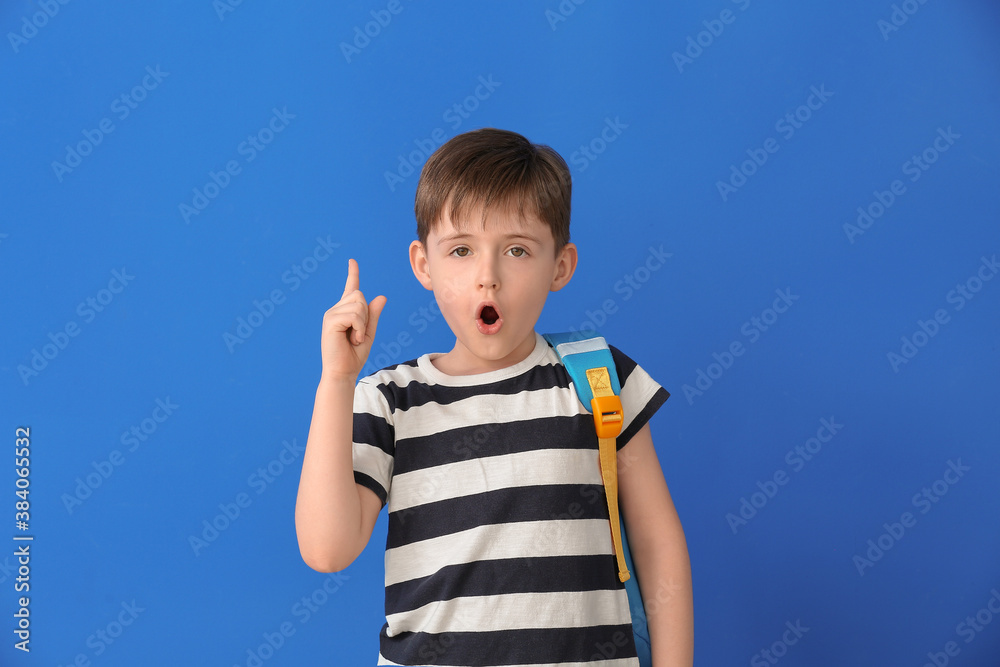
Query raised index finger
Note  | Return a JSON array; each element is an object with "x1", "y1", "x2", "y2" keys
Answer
[{"x1": 342, "y1": 258, "x2": 360, "y2": 299}]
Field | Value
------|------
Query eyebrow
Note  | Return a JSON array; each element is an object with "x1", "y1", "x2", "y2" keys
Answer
[{"x1": 437, "y1": 232, "x2": 542, "y2": 245}]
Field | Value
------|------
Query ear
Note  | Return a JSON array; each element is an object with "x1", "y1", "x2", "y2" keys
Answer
[
  {"x1": 409, "y1": 240, "x2": 434, "y2": 290},
  {"x1": 550, "y1": 242, "x2": 578, "y2": 292}
]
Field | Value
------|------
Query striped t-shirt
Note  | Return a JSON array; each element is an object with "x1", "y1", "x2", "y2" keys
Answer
[{"x1": 352, "y1": 332, "x2": 670, "y2": 666}]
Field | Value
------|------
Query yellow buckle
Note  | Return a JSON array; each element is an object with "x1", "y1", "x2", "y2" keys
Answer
[{"x1": 590, "y1": 395, "x2": 623, "y2": 439}]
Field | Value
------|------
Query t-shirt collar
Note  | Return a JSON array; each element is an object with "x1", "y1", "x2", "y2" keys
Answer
[{"x1": 416, "y1": 332, "x2": 550, "y2": 386}]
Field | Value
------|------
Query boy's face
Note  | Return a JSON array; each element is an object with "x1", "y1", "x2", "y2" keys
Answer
[{"x1": 409, "y1": 207, "x2": 577, "y2": 375}]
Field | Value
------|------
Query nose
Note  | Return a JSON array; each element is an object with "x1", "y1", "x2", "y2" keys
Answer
[{"x1": 477, "y1": 255, "x2": 499, "y2": 290}]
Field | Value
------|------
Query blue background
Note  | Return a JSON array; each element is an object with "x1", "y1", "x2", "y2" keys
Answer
[{"x1": 2, "y1": 1, "x2": 999, "y2": 665}]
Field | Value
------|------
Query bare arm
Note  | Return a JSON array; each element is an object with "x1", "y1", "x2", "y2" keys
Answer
[
  {"x1": 295, "y1": 259, "x2": 387, "y2": 573},
  {"x1": 618, "y1": 423, "x2": 694, "y2": 667}
]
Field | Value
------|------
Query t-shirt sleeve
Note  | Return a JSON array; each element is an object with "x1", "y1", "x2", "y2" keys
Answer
[
  {"x1": 609, "y1": 344, "x2": 670, "y2": 450},
  {"x1": 352, "y1": 377, "x2": 395, "y2": 508}
]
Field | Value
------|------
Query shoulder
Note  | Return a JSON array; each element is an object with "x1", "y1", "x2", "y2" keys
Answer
[
  {"x1": 604, "y1": 343, "x2": 662, "y2": 389},
  {"x1": 607, "y1": 344, "x2": 640, "y2": 382},
  {"x1": 355, "y1": 358, "x2": 424, "y2": 415},
  {"x1": 604, "y1": 341, "x2": 671, "y2": 446},
  {"x1": 360, "y1": 356, "x2": 422, "y2": 385}
]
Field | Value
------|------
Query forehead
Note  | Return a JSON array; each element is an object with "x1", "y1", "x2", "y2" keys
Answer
[{"x1": 431, "y1": 205, "x2": 554, "y2": 243}]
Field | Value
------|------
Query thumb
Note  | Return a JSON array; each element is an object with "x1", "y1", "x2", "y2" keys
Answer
[{"x1": 366, "y1": 295, "x2": 387, "y2": 343}]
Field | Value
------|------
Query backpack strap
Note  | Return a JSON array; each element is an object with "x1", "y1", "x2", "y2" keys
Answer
[{"x1": 543, "y1": 333, "x2": 630, "y2": 583}]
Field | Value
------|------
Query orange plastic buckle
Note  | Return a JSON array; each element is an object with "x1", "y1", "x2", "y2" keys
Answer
[{"x1": 590, "y1": 395, "x2": 623, "y2": 439}]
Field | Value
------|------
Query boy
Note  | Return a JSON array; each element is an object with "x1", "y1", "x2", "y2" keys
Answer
[{"x1": 295, "y1": 128, "x2": 693, "y2": 666}]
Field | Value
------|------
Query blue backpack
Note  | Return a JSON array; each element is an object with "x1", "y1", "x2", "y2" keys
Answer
[{"x1": 543, "y1": 332, "x2": 652, "y2": 667}]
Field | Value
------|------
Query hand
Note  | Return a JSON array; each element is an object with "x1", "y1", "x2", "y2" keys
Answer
[{"x1": 320, "y1": 259, "x2": 387, "y2": 381}]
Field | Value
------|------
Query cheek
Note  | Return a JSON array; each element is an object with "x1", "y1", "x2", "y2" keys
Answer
[
  {"x1": 511, "y1": 274, "x2": 551, "y2": 313},
  {"x1": 434, "y1": 271, "x2": 471, "y2": 321},
  {"x1": 433, "y1": 283, "x2": 465, "y2": 315}
]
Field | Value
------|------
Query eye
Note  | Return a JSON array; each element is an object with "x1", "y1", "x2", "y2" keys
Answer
[
  {"x1": 451, "y1": 246, "x2": 471, "y2": 257},
  {"x1": 508, "y1": 247, "x2": 527, "y2": 257}
]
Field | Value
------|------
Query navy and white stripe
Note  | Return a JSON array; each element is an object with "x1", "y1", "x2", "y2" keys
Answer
[{"x1": 352, "y1": 333, "x2": 669, "y2": 666}]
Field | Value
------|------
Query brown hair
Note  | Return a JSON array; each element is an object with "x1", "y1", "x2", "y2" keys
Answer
[{"x1": 414, "y1": 128, "x2": 571, "y2": 253}]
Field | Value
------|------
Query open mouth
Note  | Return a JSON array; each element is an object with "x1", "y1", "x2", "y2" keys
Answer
[
  {"x1": 476, "y1": 303, "x2": 503, "y2": 334},
  {"x1": 480, "y1": 305, "x2": 499, "y2": 325}
]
